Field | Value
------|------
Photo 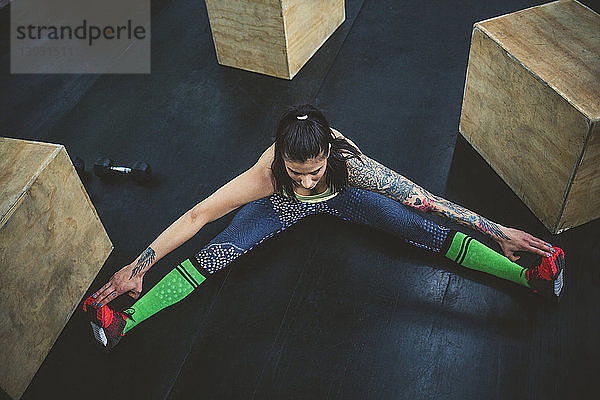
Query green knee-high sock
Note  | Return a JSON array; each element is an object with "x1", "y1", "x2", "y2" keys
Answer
[
  {"x1": 122, "y1": 259, "x2": 206, "y2": 334},
  {"x1": 442, "y1": 231, "x2": 530, "y2": 287}
]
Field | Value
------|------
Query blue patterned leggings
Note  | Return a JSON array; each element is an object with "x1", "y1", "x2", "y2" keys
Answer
[{"x1": 193, "y1": 187, "x2": 451, "y2": 276}]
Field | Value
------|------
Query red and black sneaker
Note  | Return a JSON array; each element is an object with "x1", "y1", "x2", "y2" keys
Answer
[
  {"x1": 525, "y1": 247, "x2": 565, "y2": 301},
  {"x1": 82, "y1": 297, "x2": 128, "y2": 351}
]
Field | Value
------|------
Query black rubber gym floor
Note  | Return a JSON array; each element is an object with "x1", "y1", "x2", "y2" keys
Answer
[{"x1": 2, "y1": 0, "x2": 599, "y2": 399}]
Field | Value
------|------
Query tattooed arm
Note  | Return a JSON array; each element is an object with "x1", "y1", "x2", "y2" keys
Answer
[
  {"x1": 346, "y1": 154, "x2": 509, "y2": 239},
  {"x1": 129, "y1": 247, "x2": 156, "y2": 279},
  {"x1": 346, "y1": 154, "x2": 553, "y2": 260},
  {"x1": 330, "y1": 128, "x2": 553, "y2": 261},
  {"x1": 90, "y1": 204, "x2": 210, "y2": 307},
  {"x1": 91, "y1": 144, "x2": 277, "y2": 307}
]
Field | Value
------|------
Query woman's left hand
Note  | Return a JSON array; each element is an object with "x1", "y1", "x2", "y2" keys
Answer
[{"x1": 493, "y1": 225, "x2": 554, "y2": 262}]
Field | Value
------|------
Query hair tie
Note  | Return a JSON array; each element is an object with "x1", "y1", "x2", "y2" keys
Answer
[{"x1": 296, "y1": 115, "x2": 308, "y2": 120}]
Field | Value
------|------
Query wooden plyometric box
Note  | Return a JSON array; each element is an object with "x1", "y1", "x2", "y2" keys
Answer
[
  {"x1": 204, "y1": 0, "x2": 345, "y2": 79},
  {"x1": 459, "y1": 0, "x2": 600, "y2": 234},
  {"x1": 0, "y1": 137, "x2": 113, "y2": 399}
]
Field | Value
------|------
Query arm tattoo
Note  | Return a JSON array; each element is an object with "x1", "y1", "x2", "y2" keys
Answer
[
  {"x1": 347, "y1": 155, "x2": 510, "y2": 241},
  {"x1": 347, "y1": 156, "x2": 418, "y2": 202},
  {"x1": 130, "y1": 247, "x2": 156, "y2": 279},
  {"x1": 421, "y1": 190, "x2": 510, "y2": 240}
]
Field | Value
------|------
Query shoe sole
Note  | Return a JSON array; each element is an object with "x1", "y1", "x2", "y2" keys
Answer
[
  {"x1": 553, "y1": 252, "x2": 565, "y2": 301},
  {"x1": 88, "y1": 316, "x2": 125, "y2": 352},
  {"x1": 90, "y1": 321, "x2": 109, "y2": 348},
  {"x1": 84, "y1": 304, "x2": 111, "y2": 351}
]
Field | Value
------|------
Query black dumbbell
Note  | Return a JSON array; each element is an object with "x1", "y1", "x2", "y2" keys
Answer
[{"x1": 94, "y1": 157, "x2": 152, "y2": 183}]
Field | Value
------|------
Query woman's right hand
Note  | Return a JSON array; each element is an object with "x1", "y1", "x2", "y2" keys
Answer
[
  {"x1": 91, "y1": 264, "x2": 144, "y2": 308},
  {"x1": 492, "y1": 224, "x2": 553, "y2": 262}
]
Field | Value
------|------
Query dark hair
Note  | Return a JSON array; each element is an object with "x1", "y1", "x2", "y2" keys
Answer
[{"x1": 271, "y1": 104, "x2": 363, "y2": 199}]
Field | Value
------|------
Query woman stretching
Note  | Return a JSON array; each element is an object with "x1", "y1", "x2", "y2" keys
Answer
[{"x1": 83, "y1": 104, "x2": 565, "y2": 350}]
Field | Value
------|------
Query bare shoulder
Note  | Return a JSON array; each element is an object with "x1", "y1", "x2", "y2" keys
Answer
[
  {"x1": 256, "y1": 142, "x2": 275, "y2": 169},
  {"x1": 253, "y1": 142, "x2": 276, "y2": 190}
]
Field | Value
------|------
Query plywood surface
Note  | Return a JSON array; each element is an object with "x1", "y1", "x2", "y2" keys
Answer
[
  {"x1": 560, "y1": 121, "x2": 600, "y2": 231},
  {"x1": 205, "y1": 0, "x2": 345, "y2": 79},
  {"x1": 282, "y1": 0, "x2": 345, "y2": 78},
  {"x1": 460, "y1": 27, "x2": 590, "y2": 230},
  {"x1": 0, "y1": 138, "x2": 57, "y2": 224},
  {"x1": 477, "y1": 0, "x2": 600, "y2": 120},
  {"x1": 205, "y1": 0, "x2": 288, "y2": 78},
  {"x1": 0, "y1": 138, "x2": 113, "y2": 399}
]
